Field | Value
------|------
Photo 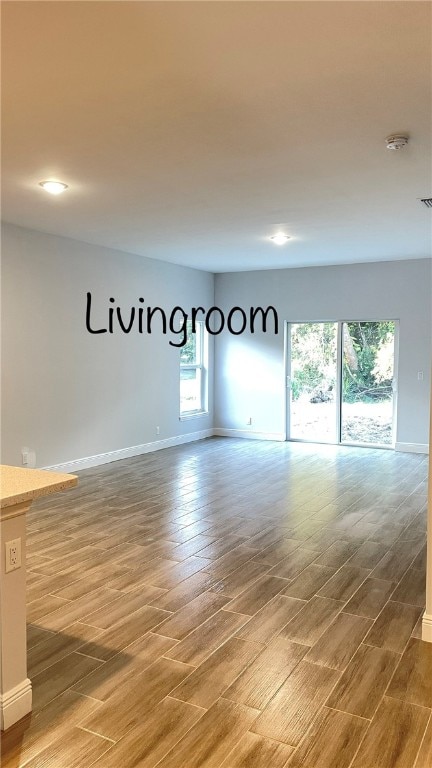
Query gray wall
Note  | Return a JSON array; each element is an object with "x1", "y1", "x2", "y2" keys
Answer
[
  {"x1": 215, "y1": 259, "x2": 432, "y2": 449},
  {"x1": 1, "y1": 223, "x2": 214, "y2": 467},
  {"x1": 1, "y1": 223, "x2": 430, "y2": 468}
]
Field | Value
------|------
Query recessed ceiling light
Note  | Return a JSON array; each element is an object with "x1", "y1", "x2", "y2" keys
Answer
[
  {"x1": 39, "y1": 180, "x2": 68, "y2": 195},
  {"x1": 270, "y1": 232, "x2": 290, "y2": 245}
]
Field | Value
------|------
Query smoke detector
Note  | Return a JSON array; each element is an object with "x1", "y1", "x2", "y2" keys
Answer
[{"x1": 385, "y1": 135, "x2": 409, "y2": 151}]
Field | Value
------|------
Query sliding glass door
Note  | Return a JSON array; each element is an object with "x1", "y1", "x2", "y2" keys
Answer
[
  {"x1": 341, "y1": 321, "x2": 395, "y2": 446},
  {"x1": 288, "y1": 320, "x2": 396, "y2": 447},
  {"x1": 289, "y1": 322, "x2": 338, "y2": 443}
]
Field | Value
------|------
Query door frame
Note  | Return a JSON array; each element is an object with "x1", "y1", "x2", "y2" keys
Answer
[{"x1": 285, "y1": 319, "x2": 399, "y2": 449}]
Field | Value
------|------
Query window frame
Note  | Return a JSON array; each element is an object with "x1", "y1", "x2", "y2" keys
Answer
[{"x1": 179, "y1": 320, "x2": 208, "y2": 419}]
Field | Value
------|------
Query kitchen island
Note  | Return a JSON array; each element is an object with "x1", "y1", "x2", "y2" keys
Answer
[{"x1": 0, "y1": 464, "x2": 77, "y2": 729}]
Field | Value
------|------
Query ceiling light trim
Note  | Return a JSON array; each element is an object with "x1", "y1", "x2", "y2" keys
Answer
[
  {"x1": 270, "y1": 233, "x2": 291, "y2": 245},
  {"x1": 39, "y1": 180, "x2": 69, "y2": 195}
]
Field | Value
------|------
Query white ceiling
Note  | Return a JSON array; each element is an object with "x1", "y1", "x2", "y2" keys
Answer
[{"x1": 2, "y1": 1, "x2": 431, "y2": 272}]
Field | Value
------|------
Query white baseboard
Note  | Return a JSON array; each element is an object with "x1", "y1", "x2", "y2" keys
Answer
[
  {"x1": 40, "y1": 432, "x2": 428, "y2": 472},
  {"x1": 0, "y1": 678, "x2": 32, "y2": 731},
  {"x1": 422, "y1": 613, "x2": 432, "y2": 643},
  {"x1": 395, "y1": 442, "x2": 429, "y2": 454},
  {"x1": 43, "y1": 429, "x2": 214, "y2": 473},
  {"x1": 214, "y1": 428, "x2": 286, "y2": 442}
]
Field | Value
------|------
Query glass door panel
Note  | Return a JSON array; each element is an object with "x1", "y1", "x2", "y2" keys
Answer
[
  {"x1": 341, "y1": 321, "x2": 395, "y2": 445},
  {"x1": 289, "y1": 322, "x2": 338, "y2": 443}
]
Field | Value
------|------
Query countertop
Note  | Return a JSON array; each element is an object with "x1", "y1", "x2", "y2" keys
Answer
[{"x1": 0, "y1": 464, "x2": 78, "y2": 508}]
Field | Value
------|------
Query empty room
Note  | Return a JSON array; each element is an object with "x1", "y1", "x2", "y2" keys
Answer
[{"x1": 1, "y1": 1, "x2": 432, "y2": 767}]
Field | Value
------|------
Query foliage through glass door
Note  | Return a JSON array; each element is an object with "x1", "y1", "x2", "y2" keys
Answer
[
  {"x1": 289, "y1": 322, "x2": 338, "y2": 442},
  {"x1": 289, "y1": 320, "x2": 396, "y2": 446},
  {"x1": 341, "y1": 321, "x2": 395, "y2": 445}
]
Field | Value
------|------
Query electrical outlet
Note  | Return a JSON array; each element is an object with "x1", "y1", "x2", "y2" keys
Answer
[
  {"x1": 22, "y1": 447, "x2": 29, "y2": 465},
  {"x1": 156, "y1": 426, "x2": 160, "y2": 435},
  {"x1": 27, "y1": 449, "x2": 36, "y2": 468},
  {"x1": 5, "y1": 538, "x2": 22, "y2": 573},
  {"x1": 418, "y1": 371, "x2": 424, "y2": 381}
]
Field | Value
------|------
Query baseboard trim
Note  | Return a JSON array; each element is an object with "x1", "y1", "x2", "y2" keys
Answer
[
  {"x1": 214, "y1": 428, "x2": 286, "y2": 442},
  {"x1": 422, "y1": 613, "x2": 432, "y2": 643},
  {"x1": 395, "y1": 442, "x2": 429, "y2": 454},
  {"x1": 40, "y1": 432, "x2": 428, "y2": 471},
  {"x1": 43, "y1": 429, "x2": 215, "y2": 473},
  {"x1": 1, "y1": 678, "x2": 32, "y2": 731}
]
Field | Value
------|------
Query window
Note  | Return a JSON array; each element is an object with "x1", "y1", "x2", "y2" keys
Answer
[{"x1": 180, "y1": 321, "x2": 208, "y2": 417}]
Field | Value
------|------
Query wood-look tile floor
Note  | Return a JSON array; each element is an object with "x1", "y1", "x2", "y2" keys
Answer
[{"x1": 1, "y1": 437, "x2": 431, "y2": 768}]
